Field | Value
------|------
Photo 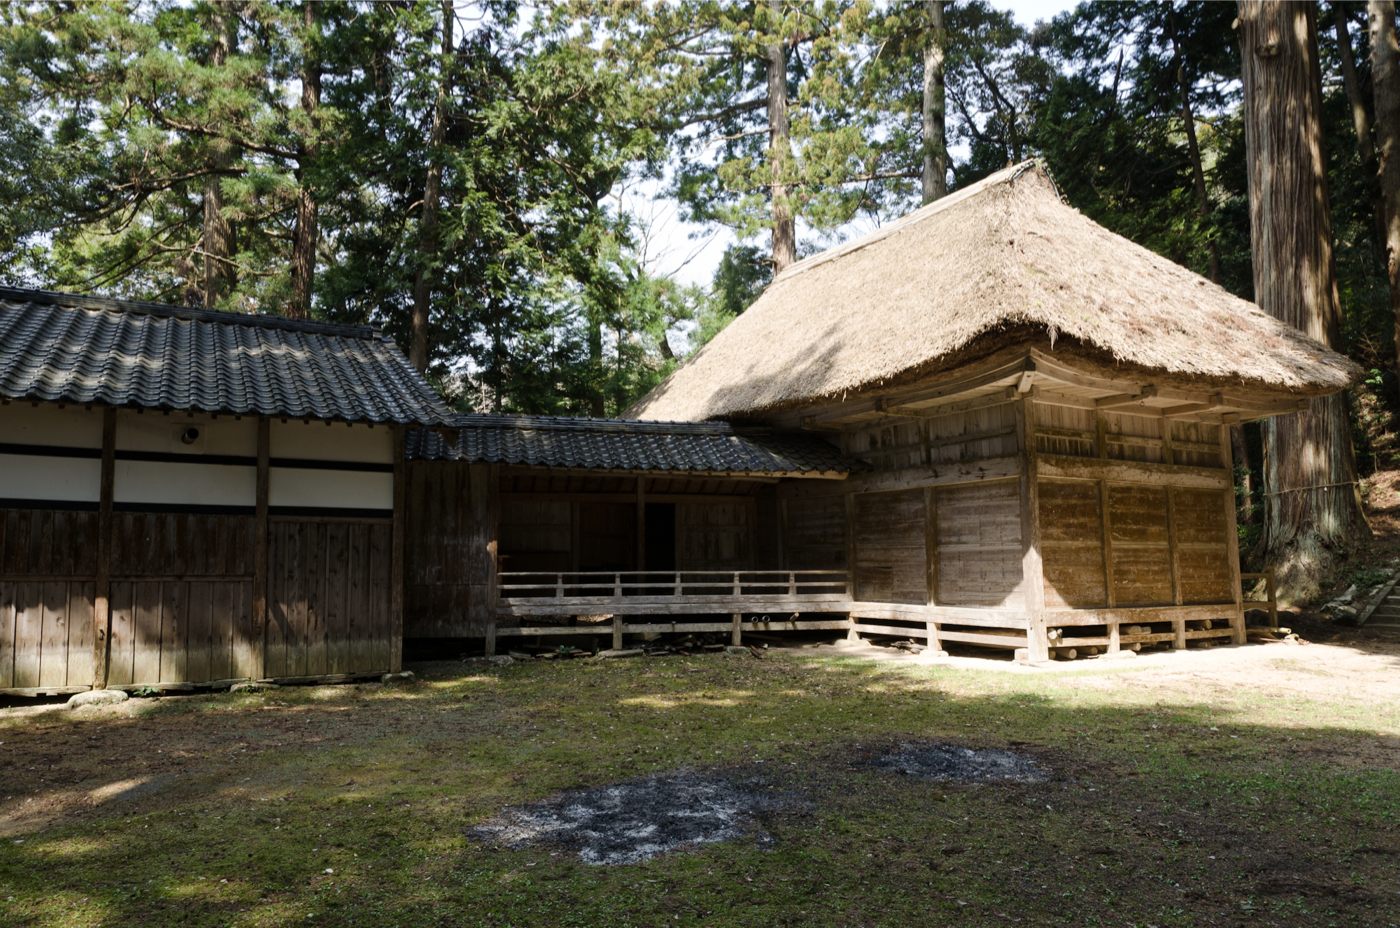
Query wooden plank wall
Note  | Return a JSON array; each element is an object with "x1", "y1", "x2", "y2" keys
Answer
[
  {"x1": 0, "y1": 508, "x2": 100, "y2": 691},
  {"x1": 677, "y1": 500, "x2": 752, "y2": 571},
  {"x1": 1032, "y1": 402, "x2": 1234, "y2": 611},
  {"x1": 405, "y1": 461, "x2": 499, "y2": 637},
  {"x1": 265, "y1": 519, "x2": 392, "y2": 679},
  {"x1": 852, "y1": 489, "x2": 926, "y2": 603},
  {"x1": 781, "y1": 495, "x2": 848, "y2": 570},
  {"x1": 934, "y1": 481, "x2": 1024, "y2": 608}
]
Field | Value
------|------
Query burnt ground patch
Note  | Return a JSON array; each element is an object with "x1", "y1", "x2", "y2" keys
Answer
[
  {"x1": 471, "y1": 768, "x2": 797, "y2": 866},
  {"x1": 865, "y1": 740, "x2": 1049, "y2": 783}
]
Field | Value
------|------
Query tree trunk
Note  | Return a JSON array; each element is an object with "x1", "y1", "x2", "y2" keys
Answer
[
  {"x1": 202, "y1": 1, "x2": 237, "y2": 308},
  {"x1": 921, "y1": 0, "x2": 947, "y2": 204},
  {"x1": 1338, "y1": 3, "x2": 1387, "y2": 269},
  {"x1": 1168, "y1": 14, "x2": 1221, "y2": 284},
  {"x1": 1371, "y1": 0, "x2": 1400, "y2": 369},
  {"x1": 1237, "y1": 0, "x2": 1369, "y2": 600},
  {"x1": 288, "y1": 0, "x2": 320, "y2": 319},
  {"x1": 588, "y1": 314, "x2": 605, "y2": 417},
  {"x1": 411, "y1": 0, "x2": 453, "y2": 373},
  {"x1": 765, "y1": 0, "x2": 796, "y2": 274}
]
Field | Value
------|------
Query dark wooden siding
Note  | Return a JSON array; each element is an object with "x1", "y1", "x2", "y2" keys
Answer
[
  {"x1": 782, "y1": 495, "x2": 847, "y2": 570},
  {"x1": 852, "y1": 489, "x2": 926, "y2": 604},
  {"x1": 935, "y1": 481, "x2": 1024, "y2": 607},
  {"x1": 677, "y1": 501, "x2": 752, "y2": 571},
  {"x1": 405, "y1": 461, "x2": 497, "y2": 638}
]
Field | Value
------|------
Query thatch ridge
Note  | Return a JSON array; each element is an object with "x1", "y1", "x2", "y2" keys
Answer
[{"x1": 629, "y1": 161, "x2": 1360, "y2": 422}]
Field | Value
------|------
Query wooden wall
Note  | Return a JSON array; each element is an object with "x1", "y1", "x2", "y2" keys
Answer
[
  {"x1": 677, "y1": 500, "x2": 751, "y2": 571},
  {"x1": 405, "y1": 461, "x2": 497, "y2": 638},
  {"x1": 1032, "y1": 399, "x2": 1235, "y2": 612},
  {"x1": 0, "y1": 405, "x2": 402, "y2": 693}
]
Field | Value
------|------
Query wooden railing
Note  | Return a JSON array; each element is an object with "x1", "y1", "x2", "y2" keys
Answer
[
  {"x1": 499, "y1": 569, "x2": 850, "y2": 602},
  {"x1": 1240, "y1": 570, "x2": 1278, "y2": 629}
]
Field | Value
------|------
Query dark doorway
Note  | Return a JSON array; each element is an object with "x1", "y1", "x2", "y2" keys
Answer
[{"x1": 644, "y1": 503, "x2": 677, "y2": 572}]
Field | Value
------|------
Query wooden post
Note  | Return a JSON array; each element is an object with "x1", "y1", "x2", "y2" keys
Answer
[
  {"x1": 611, "y1": 613, "x2": 623, "y2": 651},
  {"x1": 1016, "y1": 397, "x2": 1050, "y2": 663},
  {"x1": 731, "y1": 612, "x2": 742, "y2": 646},
  {"x1": 1099, "y1": 480, "x2": 1116, "y2": 609},
  {"x1": 1107, "y1": 619, "x2": 1121, "y2": 654},
  {"x1": 635, "y1": 478, "x2": 646, "y2": 572},
  {"x1": 924, "y1": 485, "x2": 938, "y2": 607},
  {"x1": 483, "y1": 621, "x2": 497, "y2": 657},
  {"x1": 1165, "y1": 487, "x2": 1182, "y2": 607},
  {"x1": 390, "y1": 428, "x2": 406, "y2": 672},
  {"x1": 252, "y1": 417, "x2": 271, "y2": 680},
  {"x1": 1220, "y1": 420, "x2": 1247, "y2": 644},
  {"x1": 91, "y1": 407, "x2": 116, "y2": 689}
]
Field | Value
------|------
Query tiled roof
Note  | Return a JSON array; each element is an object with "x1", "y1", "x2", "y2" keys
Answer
[
  {"x1": 407, "y1": 414, "x2": 851, "y2": 477},
  {"x1": 0, "y1": 287, "x2": 452, "y2": 425}
]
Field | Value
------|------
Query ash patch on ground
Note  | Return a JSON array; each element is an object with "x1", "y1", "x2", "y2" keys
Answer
[
  {"x1": 870, "y1": 741, "x2": 1048, "y2": 783},
  {"x1": 471, "y1": 769, "x2": 791, "y2": 865}
]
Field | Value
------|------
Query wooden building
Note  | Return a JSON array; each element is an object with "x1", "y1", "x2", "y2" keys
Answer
[
  {"x1": 0, "y1": 288, "x2": 450, "y2": 695},
  {"x1": 0, "y1": 161, "x2": 1362, "y2": 691},
  {"x1": 624, "y1": 161, "x2": 1359, "y2": 660}
]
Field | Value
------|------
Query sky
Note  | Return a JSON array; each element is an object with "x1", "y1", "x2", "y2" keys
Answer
[{"x1": 640, "y1": 0, "x2": 1081, "y2": 289}]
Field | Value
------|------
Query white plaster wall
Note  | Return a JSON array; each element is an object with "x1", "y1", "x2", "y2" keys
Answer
[
  {"x1": 0, "y1": 402, "x2": 103, "y2": 448},
  {"x1": 269, "y1": 468, "x2": 393, "y2": 511},
  {"x1": 0, "y1": 454, "x2": 101, "y2": 502},
  {"x1": 114, "y1": 460, "x2": 256, "y2": 507},
  {"x1": 270, "y1": 420, "x2": 392, "y2": 463},
  {"x1": 115, "y1": 409, "x2": 258, "y2": 456}
]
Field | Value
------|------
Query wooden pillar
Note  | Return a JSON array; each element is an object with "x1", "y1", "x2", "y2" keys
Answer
[
  {"x1": 611, "y1": 614, "x2": 623, "y2": 651},
  {"x1": 91, "y1": 407, "x2": 116, "y2": 689},
  {"x1": 731, "y1": 612, "x2": 742, "y2": 646},
  {"x1": 1016, "y1": 397, "x2": 1049, "y2": 662},
  {"x1": 466, "y1": 463, "x2": 499, "y2": 653},
  {"x1": 252, "y1": 417, "x2": 270, "y2": 680},
  {"x1": 389, "y1": 427, "x2": 406, "y2": 672},
  {"x1": 635, "y1": 478, "x2": 646, "y2": 572},
  {"x1": 1220, "y1": 418, "x2": 1247, "y2": 645}
]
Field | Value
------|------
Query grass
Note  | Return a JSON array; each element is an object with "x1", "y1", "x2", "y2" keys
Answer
[{"x1": 0, "y1": 646, "x2": 1397, "y2": 927}]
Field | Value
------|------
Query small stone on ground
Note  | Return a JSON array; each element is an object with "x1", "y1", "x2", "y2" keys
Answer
[
  {"x1": 472, "y1": 769, "x2": 786, "y2": 865},
  {"x1": 871, "y1": 741, "x2": 1047, "y2": 783}
]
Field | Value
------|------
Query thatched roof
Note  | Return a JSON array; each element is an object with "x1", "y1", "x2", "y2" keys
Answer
[{"x1": 630, "y1": 161, "x2": 1360, "y2": 422}]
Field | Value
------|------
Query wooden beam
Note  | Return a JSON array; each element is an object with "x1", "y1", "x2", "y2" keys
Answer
[
  {"x1": 1095, "y1": 386, "x2": 1158, "y2": 409},
  {"x1": 1037, "y1": 454, "x2": 1230, "y2": 490},
  {"x1": 793, "y1": 353, "x2": 1033, "y2": 427},
  {"x1": 1161, "y1": 393, "x2": 1224, "y2": 418},
  {"x1": 91, "y1": 407, "x2": 116, "y2": 689},
  {"x1": 879, "y1": 387, "x2": 1017, "y2": 421},
  {"x1": 390, "y1": 427, "x2": 406, "y2": 673},
  {"x1": 252, "y1": 417, "x2": 270, "y2": 680}
]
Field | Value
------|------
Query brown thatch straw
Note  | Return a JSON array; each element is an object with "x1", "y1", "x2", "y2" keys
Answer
[{"x1": 630, "y1": 161, "x2": 1360, "y2": 422}]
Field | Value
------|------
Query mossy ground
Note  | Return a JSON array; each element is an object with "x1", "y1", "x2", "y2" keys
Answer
[{"x1": 0, "y1": 640, "x2": 1396, "y2": 927}]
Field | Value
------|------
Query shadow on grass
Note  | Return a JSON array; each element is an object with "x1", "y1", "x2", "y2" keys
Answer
[{"x1": 0, "y1": 653, "x2": 1396, "y2": 928}]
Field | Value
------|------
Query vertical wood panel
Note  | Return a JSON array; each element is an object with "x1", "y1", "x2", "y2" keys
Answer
[
  {"x1": 65, "y1": 583, "x2": 94, "y2": 687},
  {"x1": 186, "y1": 581, "x2": 212, "y2": 684},
  {"x1": 132, "y1": 582, "x2": 162, "y2": 684},
  {"x1": 348, "y1": 523, "x2": 370, "y2": 671},
  {"x1": 108, "y1": 582, "x2": 135, "y2": 686},
  {"x1": 13, "y1": 583, "x2": 41, "y2": 688},
  {"x1": 390, "y1": 428, "x2": 405, "y2": 673},
  {"x1": 0, "y1": 583, "x2": 15, "y2": 688},
  {"x1": 158, "y1": 580, "x2": 187, "y2": 684},
  {"x1": 38, "y1": 580, "x2": 69, "y2": 687}
]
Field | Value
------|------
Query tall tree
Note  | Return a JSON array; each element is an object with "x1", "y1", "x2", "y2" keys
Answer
[
  {"x1": 922, "y1": 0, "x2": 948, "y2": 203},
  {"x1": 288, "y1": 0, "x2": 320, "y2": 319},
  {"x1": 201, "y1": 1, "x2": 237, "y2": 308},
  {"x1": 764, "y1": 0, "x2": 796, "y2": 272},
  {"x1": 1238, "y1": 0, "x2": 1368, "y2": 596},
  {"x1": 411, "y1": 0, "x2": 454, "y2": 373},
  {"x1": 1372, "y1": 0, "x2": 1400, "y2": 367}
]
